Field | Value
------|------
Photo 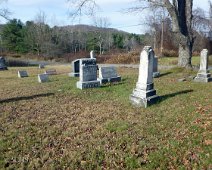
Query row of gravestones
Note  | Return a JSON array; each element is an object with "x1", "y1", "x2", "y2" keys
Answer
[
  {"x1": 18, "y1": 67, "x2": 57, "y2": 83},
  {"x1": 1, "y1": 47, "x2": 211, "y2": 107},
  {"x1": 68, "y1": 50, "x2": 122, "y2": 89}
]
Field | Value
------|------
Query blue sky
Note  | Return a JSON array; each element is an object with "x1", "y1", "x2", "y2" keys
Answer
[{"x1": 0, "y1": 0, "x2": 210, "y2": 34}]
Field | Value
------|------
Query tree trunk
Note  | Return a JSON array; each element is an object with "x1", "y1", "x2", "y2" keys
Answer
[{"x1": 178, "y1": 35, "x2": 193, "y2": 68}]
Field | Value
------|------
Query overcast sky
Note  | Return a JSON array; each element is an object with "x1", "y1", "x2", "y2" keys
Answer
[{"x1": 0, "y1": 0, "x2": 211, "y2": 34}]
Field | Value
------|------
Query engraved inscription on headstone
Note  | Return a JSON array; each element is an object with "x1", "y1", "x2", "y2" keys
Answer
[
  {"x1": 76, "y1": 58, "x2": 100, "y2": 89},
  {"x1": 38, "y1": 74, "x2": 49, "y2": 83},
  {"x1": 18, "y1": 70, "x2": 28, "y2": 78},
  {"x1": 130, "y1": 46, "x2": 159, "y2": 108},
  {"x1": 98, "y1": 66, "x2": 121, "y2": 84},
  {"x1": 194, "y1": 49, "x2": 212, "y2": 83},
  {"x1": 0, "y1": 57, "x2": 7, "y2": 70}
]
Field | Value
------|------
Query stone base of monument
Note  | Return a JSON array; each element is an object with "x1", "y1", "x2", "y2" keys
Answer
[
  {"x1": 153, "y1": 72, "x2": 160, "y2": 78},
  {"x1": 194, "y1": 73, "x2": 212, "y2": 82},
  {"x1": 98, "y1": 76, "x2": 121, "y2": 84},
  {"x1": 68, "y1": 72, "x2": 79, "y2": 77},
  {"x1": 76, "y1": 80, "x2": 100, "y2": 89},
  {"x1": 130, "y1": 83, "x2": 159, "y2": 108}
]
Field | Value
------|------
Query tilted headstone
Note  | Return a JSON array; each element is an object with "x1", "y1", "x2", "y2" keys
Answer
[
  {"x1": 153, "y1": 56, "x2": 160, "y2": 78},
  {"x1": 76, "y1": 58, "x2": 100, "y2": 89},
  {"x1": 39, "y1": 64, "x2": 45, "y2": 69},
  {"x1": 18, "y1": 70, "x2": 28, "y2": 78},
  {"x1": 68, "y1": 59, "x2": 80, "y2": 77},
  {"x1": 130, "y1": 46, "x2": 159, "y2": 108},
  {"x1": 0, "y1": 57, "x2": 7, "y2": 70},
  {"x1": 98, "y1": 66, "x2": 121, "y2": 84},
  {"x1": 38, "y1": 74, "x2": 49, "y2": 83},
  {"x1": 194, "y1": 49, "x2": 212, "y2": 83},
  {"x1": 90, "y1": 50, "x2": 95, "y2": 59},
  {"x1": 44, "y1": 69, "x2": 57, "y2": 75}
]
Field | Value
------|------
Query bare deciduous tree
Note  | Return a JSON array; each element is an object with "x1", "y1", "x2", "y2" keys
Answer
[{"x1": 67, "y1": 0, "x2": 195, "y2": 68}]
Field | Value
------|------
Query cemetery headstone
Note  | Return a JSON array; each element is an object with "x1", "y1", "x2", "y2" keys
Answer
[
  {"x1": 68, "y1": 59, "x2": 80, "y2": 77},
  {"x1": 194, "y1": 49, "x2": 212, "y2": 83},
  {"x1": 18, "y1": 70, "x2": 28, "y2": 78},
  {"x1": 76, "y1": 58, "x2": 100, "y2": 89},
  {"x1": 0, "y1": 57, "x2": 7, "y2": 70},
  {"x1": 90, "y1": 50, "x2": 95, "y2": 59},
  {"x1": 98, "y1": 66, "x2": 121, "y2": 84},
  {"x1": 38, "y1": 74, "x2": 49, "y2": 83},
  {"x1": 130, "y1": 46, "x2": 159, "y2": 108},
  {"x1": 153, "y1": 56, "x2": 160, "y2": 78},
  {"x1": 44, "y1": 69, "x2": 57, "y2": 75},
  {"x1": 39, "y1": 64, "x2": 45, "y2": 69}
]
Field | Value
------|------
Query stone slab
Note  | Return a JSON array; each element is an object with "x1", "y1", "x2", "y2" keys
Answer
[
  {"x1": 45, "y1": 69, "x2": 57, "y2": 75},
  {"x1": 194, "y1": 76, "x2": 212, "y2": 83},
  {"x1": 38, "y1": 74, "x2": 49, "y2": 83},
  {"x1": 99, "y1": 67, "x2": 118, "y2": 79},
  {"x1": 98, "y1": 76, "x2": 121, "y2": 84},
  {"x1": 18, "y1": 70, "x2": 28, "y2": 78},
  {"x1": 153, "y1": 72, "x2": 160, "y2": 78},
  {"x1": 39, "y1": 64, "x2": 45, "y2": 69},
  {"x1": 80, "y1": 65, "x2": 98, "y2": 82}
]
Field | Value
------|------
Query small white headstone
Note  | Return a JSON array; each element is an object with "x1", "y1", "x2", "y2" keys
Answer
[
  {"x1": 18, "y1": 70, "x2": 28, "y2": 78},
  {"x1": 39, "y1": 64, "x2": 45, "y2": 69},
  {"x1": 90, "y1": 50, "x2": 95, "y2": 59},
  {"x1": 130, "y1": 46, "x2": 159, "y2": 107},
  {"x1": 194, "y1": 49, "x2": 212, "y2": 83},
  {"x1": 38, "y1": 74, "x2": 49, "y2": 83}
]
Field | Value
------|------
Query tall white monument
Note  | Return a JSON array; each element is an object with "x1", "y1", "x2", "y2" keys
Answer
[
  {"x1": 130, "y1": 46, "x2": 159, "y2": 107},
  {"x1": 194, "y1": 49, "x2": 212, "y2": 83}
]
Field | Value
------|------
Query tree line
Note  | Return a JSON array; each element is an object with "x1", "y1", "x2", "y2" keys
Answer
[{"x1": 0, "y1": 18, "x2": 146, "y2": 60}]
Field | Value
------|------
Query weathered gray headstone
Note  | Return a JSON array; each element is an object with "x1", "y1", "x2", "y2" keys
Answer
[
  {"x1": 98, "y1": 66, "x2": 121, "y2": 84},
  {"x1": 39, "y1": 64, "x2": 45, "y2": 69},
  {"x1": 194, "y1": 49, "x2": 212, "y2": 83},
  {"x1": 0, "y1": 57, "x2": 7, "y2": 70},
  {"x1": 153, "y1": 56, "x2": 160, "y2": 78},
  {"x1": 44, "y1": 69, "x2": 57, "y2": 75},
  {"x1": 68, "y1": 59, "x2": 80, "y2": 77},
  {"x1": 18, "y1": 70, "x2": 28, "y2": 78},
  {"x1": 76, "y1": 58, "x2": 100, "y2": 89},
  {"x1": 130, "y1": 46, "x2": 159, "y2": 108},
  {"x1": 38, "y1": 74, "x2": 49, "y2": 83},
  {"x1": 90, "y1": 50, "x2": 95, "y2": 59}
]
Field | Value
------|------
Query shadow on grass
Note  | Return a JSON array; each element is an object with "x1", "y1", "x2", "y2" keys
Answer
[
  {"x1": 0, "y1": 93, "x2": 54, "y2": 104},
  {"x1": 158, "y1": 89, "x2": 194, "y2": 103},
  {"x1": 159, "y1": 72, "x2": 172, "y2": 77}
]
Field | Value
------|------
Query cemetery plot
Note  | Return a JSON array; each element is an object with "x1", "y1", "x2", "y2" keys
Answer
[{"x1": 44, "y1": 69, "x2": 57, "y2": 75}]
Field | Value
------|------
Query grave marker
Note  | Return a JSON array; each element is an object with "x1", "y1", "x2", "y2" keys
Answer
[
  {"x1": 194, "y1": 49, "x2": 212, "y2": 83},
  {"x1": 68, "y1": 59, "x2": 80, "y2": 77},
  {"x1": 0, "y1": 57, "x2": 7, "y2": 70},
  {"x1": 76, "y1": 58, "x2": 100, "y2": 89},
  {"x1": 18, "y1": 70, "x2": 28, "y2": 78},
  {"x1": 38, "y1": 74, "x2": 49, "y2": 83},
  {"x1": 45, "y1": 69, "x2": 57, "y2": 75},
  {"x1": 153, "y1": 56, "x2": 160, "y2": 78},
  {"x1": 98, "y1": 66, "x2": 121, "y2": 84},
  {"x1": 130, "y1": 46, "x2": 159, "y2": 108}
]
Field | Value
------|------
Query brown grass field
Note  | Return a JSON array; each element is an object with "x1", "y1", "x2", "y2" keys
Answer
[{"x1": 0, "y1": 65, "x2": 212, "y2": 169}]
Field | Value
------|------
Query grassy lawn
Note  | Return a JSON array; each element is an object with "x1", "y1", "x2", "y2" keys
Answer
[{"x1": 0, "y1": 65, "x2": 212, "y2": 169}]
